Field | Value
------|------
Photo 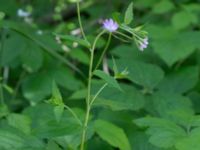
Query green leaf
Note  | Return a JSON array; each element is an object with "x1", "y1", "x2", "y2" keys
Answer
[
  {"x1": 114, "y1": 59, "x2": 164, "y2": 90},
  {"x1": 0, "y1": 34, "x2": 26, "y2": 66},
  {"x1": 149, "y1": 92, "x2": 194, "y2": 127},
  {"x1": 20, "y1": 42, "x2": 43, "y2": 72},
  {"x1": 158, "y1": 66, "x2": 199, "y2": 94},
  {"x1": 0, "y1": 104, "x2": 9, "y2": 118},
  {"x1": 94, "y1": 83, "x2": 145, "y2": 111},
  {"x1": 93, "y1": 70, "x2": 121, "y2": 91},
  {"x1": 134, "y1": 117, "x2": 186, "y2": 148},
  {"x1": 70, "y1": 48, "x2": 90, "y2": 65},
  {"x1": 69, "y1": 89, "x2": 87, "y2": 100},
  {"x1": 3, "y1": 22, "x2": 84, "y2": 77},
  {"x1": 50, "y1": 81, "x2": 63, "y2": 106},
  {"x1": 124, "y1": 2, "x2": 134, "y2": 25},
  {"x1": 172, "y1": 11, "x2": 198, "y2": 30},
  {"x1": 7, "y1": 113, "x2": 31, "y2": 134},
  {"x1": 22, "y1": 72, "x2": 52, "y2": 103},
  {"x1": 94, "y1": 119, "x2": 131, "y2": 150},
  {"x1": 46, "y1": 141, "x2": 62, "y2": 150},
  {"x1": 175, "y1": 128, "x2": 200, "y2": 150},
  {"x1": 55, "y1": 34, "x2": 91, "y2": 48},
  {"x1": 152, "y1": 0, "x2": 174, "y2": 14},
  {"x1": 0, "y1": 129, "x2": 25, "y2": 149},
  {"x1": 150, "y1": 26, "x2": 200, "y2": 66},
  {"x1": 129, "y1": 131, "x2": 161, "y2": 150},
  {"x1": 23, "y1": 104, "x2": 81, "y2": 138},
  {"x1": 54, "y1": 105, "x2": 64, "y2": 123}
]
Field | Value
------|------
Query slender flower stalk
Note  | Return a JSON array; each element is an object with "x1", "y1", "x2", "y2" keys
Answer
[
  {"x1": 95, "y1": 32, "x2": 112, "y2": 70},
  {"x1": 76, "y1": 1, "x2": 88, "y2": 42},
  {"x1": 80, "y1": 30, "x2": 105, "y2": 150}
]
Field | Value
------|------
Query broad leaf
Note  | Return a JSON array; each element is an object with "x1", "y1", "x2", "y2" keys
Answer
[{"x1": 95, "y1": 119, "x2": 131, "y2": 150}]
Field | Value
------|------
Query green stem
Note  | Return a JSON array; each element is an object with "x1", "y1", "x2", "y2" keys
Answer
[
  {"x1": 77, "y1": 1, "x2": 88, "y2": 42},
  {"x1": 90, "y1": 83, "x2": 108, "y2": 106},
  {"x1": 115, "y1": 31, "x2": 133, "y2": 41},
  {"x1": 95, "y1": 32, "x2": 112, "y2": 70},
  {"x1": 80, "y1": 30, "x2": 105, "y2": 150}
]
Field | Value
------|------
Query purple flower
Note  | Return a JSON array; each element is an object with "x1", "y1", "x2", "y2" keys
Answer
[
  {"x1": 139, "y1": 37, "x2": 149, "y2": 51},
  {"x1": 103, "y1": 19, "x2": 119, "y2": 32}
]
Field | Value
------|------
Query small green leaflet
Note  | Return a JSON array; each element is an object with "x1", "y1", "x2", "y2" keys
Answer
[
  {"x1": 93, "y1": 70, "x2": 121, "y2": 91},
  {"x1": 50, "y1": 81, "x2": 63, "y2": 106},
  {"x1": 49, "y1": 81, "x2": 64, "y2": 122},
  {"x1": 124, "y1": 2, "x2": 134, "y2": 25}
]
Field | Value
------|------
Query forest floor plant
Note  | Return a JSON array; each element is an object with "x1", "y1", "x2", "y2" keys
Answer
[{"x1": 64, "y1": 1, "x2": 149, "y2": 150}]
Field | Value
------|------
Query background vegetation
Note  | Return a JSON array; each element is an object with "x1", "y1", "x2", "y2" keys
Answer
[{"x1": 0, "y1": 0, "x2": 200, "y2": 150}]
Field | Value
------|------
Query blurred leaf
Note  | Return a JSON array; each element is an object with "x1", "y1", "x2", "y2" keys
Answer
[
  {"x1": 172, "y1": 11, "x2": 198, "y2": 30},
  {"x1": 0, "y1": 129, "x2": 25, "y2": 149},
  {"x1": 46, "y1": 141, "x2": 62, "y2": 150},
  {"x1": 152, "y1": 0, "x2": 174, "y2": 14},
  {"x1": 152, "y1": 30, "x2": 200, "y2": 66},
  {"x1": 175, "y1": 128, "x2": 200, "y2": 150},
  {"x1": 0, "y1": 34, "x2": 26, "y2": 66},
  {"x1": 23, "y1": 104, "x2": 81, "y2": 138},
  {"x1": 20, "y1": 42, "x2": 43, "y2": 72},
  {"x1": 69, "y1": 89, "x2": 87, "y2": 100},
  {"x1": 55, "y1": 34, "x2": 91, "y2": 48},
  {"x1": 50, "y1": 81, "x2": 63, "y2": 105},
  {"x1": 22, "y1": 72, "x2": 52, "y2": 103},
  {"x1": 7, "y1": 113, "x2": 31, "y2": 134},
  {"x1": 158, "y1": 66, "x2": 199, "y2": 94},
  {"x1": 124, "y1": 2, "x2": 134, "y2": 25},
  {"x1": 95, "y1": 119, "x2": 131, "y2": 150},
  {"x1": 0, "y1": 12, "x2": 5, "y2": 20},
  {"x1": 70, "y1": 48, "x2": 89, "y2": 65},
  {"x1": 0, "y1": 104, "x2": 9, "y2": 118},
  {"x1": 54, "y1": 105, "x2": 64, "y2": 123}
]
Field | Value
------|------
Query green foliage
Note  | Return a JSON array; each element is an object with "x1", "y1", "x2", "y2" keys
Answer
[
  {"x1": 0, "y1": 0, "x2": 200, "y2": 150},
  {"x1": 94, "y1": 119, "x2": 131, "y2": 150}
]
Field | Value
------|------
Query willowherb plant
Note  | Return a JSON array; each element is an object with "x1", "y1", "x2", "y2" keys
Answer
[{"x1": 54, "y1": 1, "x2": 149, "y2": 150}]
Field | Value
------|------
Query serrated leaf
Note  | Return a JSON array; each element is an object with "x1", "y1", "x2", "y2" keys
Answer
[
  {"x1": 94, "y1": 84, "x2": 145, "y2": 111},
  {"x1": 93, "y1": 70, "x2": 121, "y2": 91},
  {"x1": 95, "y1": 119, "x2": 131, "y2": 150},
  {"x1": 113, "y1": 59, "x2": 164, "y2": 90},
  {"x1": 124, "y1": 2, "x2": 134, "y2": 25},
  {"x1": 134, "y1": 117, "x2": 186, "y2": 148}
]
